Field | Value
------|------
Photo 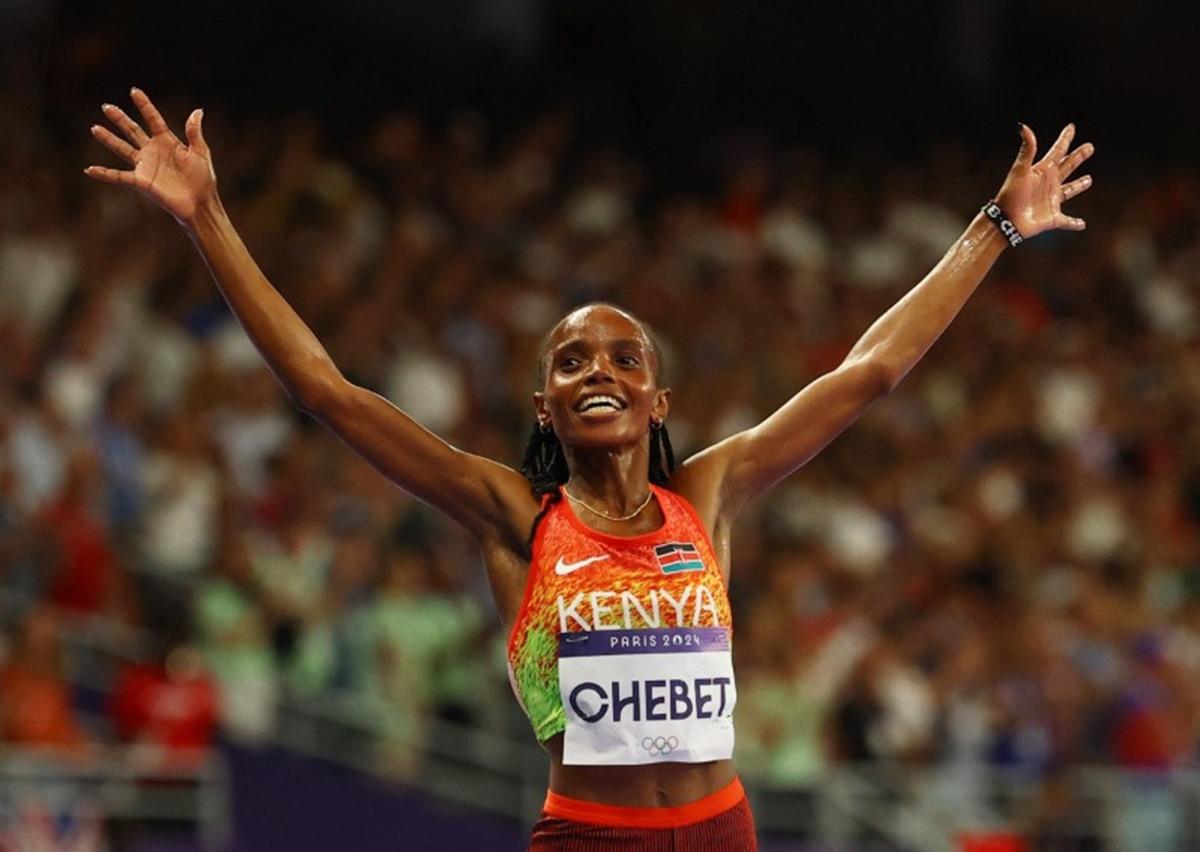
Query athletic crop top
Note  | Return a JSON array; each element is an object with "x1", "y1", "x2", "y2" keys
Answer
[{"x1": 506, "y1": 484, "x2": 737, "y2": 766}]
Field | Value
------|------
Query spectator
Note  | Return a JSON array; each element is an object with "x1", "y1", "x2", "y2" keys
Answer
[
  {"x1": 109, "y1": 643, "x2": 218, "y2": 767},
  {"x1": 194, "y1": 529, "x2": 277, "y2": 742},
  {"x1": 39, "y1": 450, "x2": 129, "y2": 620},
  {"x1": 0, "y1": 607, "x2": 90, "y2": 755}
]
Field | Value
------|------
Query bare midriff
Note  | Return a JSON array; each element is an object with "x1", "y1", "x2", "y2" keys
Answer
[{"x1": 544, "y1": 733, "x2": 737, "y2": 807}]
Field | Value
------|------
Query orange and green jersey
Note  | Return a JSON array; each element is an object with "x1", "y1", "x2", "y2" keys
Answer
[{"x1": 506, "y1": 484, "x2": 736, "y2": 764}]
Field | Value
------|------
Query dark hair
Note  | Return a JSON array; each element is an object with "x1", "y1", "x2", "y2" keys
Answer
[{"x1": 519, "y1": 420, "x2": 675, "y2": 550}]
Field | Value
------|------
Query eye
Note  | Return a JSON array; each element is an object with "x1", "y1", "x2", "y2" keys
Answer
[
  {"x1": 616, "y1": 355, "x2": 640, "y2": 367},
  {"x1": 558, "y1": 355, "x2": 582, "y2": 372}
]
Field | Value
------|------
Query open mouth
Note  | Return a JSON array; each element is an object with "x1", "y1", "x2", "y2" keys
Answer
[{"x1": 574, "y1": 394, "x2": 626, "y2": 414}]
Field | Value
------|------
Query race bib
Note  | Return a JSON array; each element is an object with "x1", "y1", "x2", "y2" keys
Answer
[{"x1": 558, "y1": 626, "x2": 736, "y2": 766}]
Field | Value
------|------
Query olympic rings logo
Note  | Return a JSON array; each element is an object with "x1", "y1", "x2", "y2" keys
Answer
[{"x1": 641, "y1": 736, "x2": 679, "y2": 756}]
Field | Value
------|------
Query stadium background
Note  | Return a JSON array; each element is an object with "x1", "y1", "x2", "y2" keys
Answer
[{"x1": 2, "y1": 1, "x2": 1200, "y2": 849}]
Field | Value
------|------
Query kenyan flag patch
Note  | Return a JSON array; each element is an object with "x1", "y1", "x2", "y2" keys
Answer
[{"x1": 654, "y1": 542, "x2": 704, "y2": 574}]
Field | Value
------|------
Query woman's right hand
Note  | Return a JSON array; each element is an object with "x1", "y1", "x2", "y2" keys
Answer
[{"x1": 85, "y1": 88, "x2": 216, "y2": 225}]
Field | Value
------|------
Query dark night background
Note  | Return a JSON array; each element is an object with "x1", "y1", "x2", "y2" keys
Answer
[{"x1": 6, "y1": 1, "x2": 1199, "y2": 170}]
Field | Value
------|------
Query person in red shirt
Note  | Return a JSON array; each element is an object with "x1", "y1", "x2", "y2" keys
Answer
[
  {"x1": 40, "y1": 451, "x2": 121, "y2": 618},
  {"x1": 0, "y1": 606, "x2": 90, "y2": 755},
  {"x1": 110, "y1": 642, "x2": 218, "y2": 766}
]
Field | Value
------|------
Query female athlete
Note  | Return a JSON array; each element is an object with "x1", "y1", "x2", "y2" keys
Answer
[{"x1": 86, "y1": 89, "x2": 1094, "y2": 850}]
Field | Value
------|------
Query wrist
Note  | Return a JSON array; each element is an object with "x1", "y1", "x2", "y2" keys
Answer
[
  {"x1": 980, "y1": 200, "x2": 1024, "y2": 248},
  {"x1": 182, "y1": 191, "x2": 226, "y2": 235},
  {"x1": 967, "y1": 210, "x2": 1011, "y2": 255}
]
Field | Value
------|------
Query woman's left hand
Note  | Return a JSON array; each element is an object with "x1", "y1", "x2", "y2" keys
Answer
[{"x1": 994, "y1": 123, "x2": 1094, "y2": 238}]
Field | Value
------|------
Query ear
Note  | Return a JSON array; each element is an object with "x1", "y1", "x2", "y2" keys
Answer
[
  {"x1": 652, "y1": 387, "x2": 671, "y2": 424},
  {"x1": 533, "y1": 391, "x2": 550, "y2": 428}
]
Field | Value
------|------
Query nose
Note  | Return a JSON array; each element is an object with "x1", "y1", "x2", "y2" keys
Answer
[{"x1": 583, "y1": 355, "x2": 616, "y2": 384}]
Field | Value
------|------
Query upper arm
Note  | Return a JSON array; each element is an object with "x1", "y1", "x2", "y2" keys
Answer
[
  {"x1": 304, "y1": 377, "x2": 537, "y2": 544},
  {"x1": 678, "y1": 357, "x2": 891, "y2": 523}
]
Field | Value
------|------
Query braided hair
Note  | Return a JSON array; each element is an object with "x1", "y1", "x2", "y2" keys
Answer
[{"x1": 519, "y1": 303, "x2": 676, "y2": 549}]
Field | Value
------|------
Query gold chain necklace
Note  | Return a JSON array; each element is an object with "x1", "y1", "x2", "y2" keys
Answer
[{"x1": 564, "y1": 486, "x2": 654, "y2": 522}]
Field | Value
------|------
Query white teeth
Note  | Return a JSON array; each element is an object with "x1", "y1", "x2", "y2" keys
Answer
[{"x1": 578, "y1": 394, "x2": 623, "y2": 412}]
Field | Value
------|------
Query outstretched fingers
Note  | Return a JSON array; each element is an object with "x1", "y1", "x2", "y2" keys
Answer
[
  {"x1": 1055, "y1": 212, "x2": 1087, "y2": 231},
  {"x1": 1061, "y1": 174, "x2": 1093, "y2": 201},
  {"x1": 130, "y1": 87, "x2": 171, "y2": 138},
  {"x1": 1042, "y1": 123, "x2": 1075, "y2": 166},
  {"x1": 1055, "y1": 163, "x2": 1093, "y2": 233},
  {"x1": 184, "y1": 109, "x2": 209, "y2": 157},
  {"x1": 1059, "y1": 141, "x2": 1095, "y2": 180},
  {"x1": 83, "y1": 165, "x2": 137, "y2": 187},
  {"x1": 90, "y1": 124, "x2": 138, "y2": 165},
  {"x1": 1050, "y1": 128, "x2": 1094, "y2": 236},
  {"x1": 1013, "y1": 123, "x2": 1038, "y2": 171},
  {"x1": 101, "y1": 103, "x2": 149, "y2": 148}
]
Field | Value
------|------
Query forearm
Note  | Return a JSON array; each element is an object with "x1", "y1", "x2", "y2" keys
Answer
[
  {"x1": 845, "y1": 212, "x2": 1007, "y2": 390},
  {"x1": 183, "y1": 195, "x2": 341, "y2": 408}
]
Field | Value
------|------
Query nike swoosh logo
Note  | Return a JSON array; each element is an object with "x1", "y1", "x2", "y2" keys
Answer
[{"x1": 554, "y1": 554, "x2": 610, "y2": 576}]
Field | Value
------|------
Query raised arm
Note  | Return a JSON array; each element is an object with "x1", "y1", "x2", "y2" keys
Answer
[
  {"x1": 678, "y1": 123, "x2": 1095, "y2": 521},
  {"x1": 85, "y1": 90, "x2": 535, "y2": 543}
]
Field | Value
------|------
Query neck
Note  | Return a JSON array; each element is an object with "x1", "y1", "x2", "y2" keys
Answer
[{"x1": 562, "y1": 442, "x2": 652, "y2": 515}]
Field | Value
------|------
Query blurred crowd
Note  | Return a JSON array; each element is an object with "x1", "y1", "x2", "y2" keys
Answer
[{"x1": 3, "y1": 59, "x2": 1200, "y2": 829}]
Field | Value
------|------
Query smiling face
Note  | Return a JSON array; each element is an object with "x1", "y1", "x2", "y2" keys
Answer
[{"x1": 534, "y1": 304, "x2": 670, "y2": 450}]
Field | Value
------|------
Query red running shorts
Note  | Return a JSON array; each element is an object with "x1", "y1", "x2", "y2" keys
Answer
[{"x1": 528, "y1": 777, "x2": 757, "y2": 851}]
